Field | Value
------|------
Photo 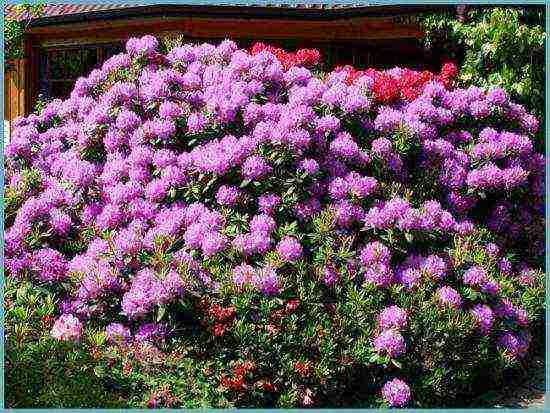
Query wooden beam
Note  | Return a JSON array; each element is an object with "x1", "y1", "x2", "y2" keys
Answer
[{"x1": 29, "y1": 15, "x2": 423, "y2": 45}]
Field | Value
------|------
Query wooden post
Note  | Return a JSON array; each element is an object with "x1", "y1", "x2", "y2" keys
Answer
[
  {"x1": 457, "y1": 5, "x2": 467, "y2": 22},
  {"x1": 25, "y1": 36, "x2": 37, "y2": 115},
  {"x1": 4, "y1": 58, "x2": 27, "y2": 121}
]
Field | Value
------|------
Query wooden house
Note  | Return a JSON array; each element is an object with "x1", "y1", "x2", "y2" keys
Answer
[{"x1": 4, "y1": 3, "x2": 459, "y2": 121}]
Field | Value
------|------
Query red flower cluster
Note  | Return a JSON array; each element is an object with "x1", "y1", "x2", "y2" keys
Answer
[
  {"x1": 333, "y1": 62, "x2": 459, "y2": 103},
  {"x1": 220, "y1": 360, "x2": 256, "y2": 392},
  {"x1": 397, "y1": 68, "x2": 435, "y2": 101},
  {"x1": 439, "y1": 61, "x2": 458, "y2": 88},
  {"x1": 250, "y1": 42, "x2": 321, "y2": 70},
  {"x1": 249, "y1": 42, "x2": 456, "y2": 98},
  {"x1": 285, "y1": 298, "x2": 300, "y2": 312},
  {"x1": 221, "y1": 374, "x2": 245, "y2": 392},
  {"x1": 257, "y1": 380, "x2": 275, "y2": 392},
  {"x1": 332, "y1": 65, "x2": 361, "y2": 84},
  {"x1": 270, "y1": 298, "x2": 301, "y2": 322},
  {"x1": 197, "y1": 299, "x2": 236, "y2": 337},
  {"x1": 208, "y1": 303, "x2": 236, "y2": 321},
  {"x1": 293, "y1": 360, "x2": 312, "y2": 378},
  {"x1": 371, "y1": 71, "x2": 402, "y2": 104}
]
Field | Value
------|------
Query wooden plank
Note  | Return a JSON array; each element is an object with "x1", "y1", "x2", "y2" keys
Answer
[
  {"x1": 18, "y1": 59, "x2": 26, "y2": 117},
  {"x1": 4, "y1": 68, "x2": 12, "y2": 121}
]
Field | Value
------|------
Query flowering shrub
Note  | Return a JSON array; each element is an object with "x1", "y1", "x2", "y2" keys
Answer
[{"x1": 4, "y1": 36, "x2": 545, "y2": 407}]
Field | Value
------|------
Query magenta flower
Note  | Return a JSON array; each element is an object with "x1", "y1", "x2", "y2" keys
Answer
[
  {"x1": 435, "y1": 286, "x2": 462, "y2": 309},
  {"x1": 463, "y1": 266, "x2": 487, "y2": 287}
]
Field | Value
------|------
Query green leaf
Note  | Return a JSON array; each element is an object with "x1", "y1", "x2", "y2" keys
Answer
[{"x1": 157, "y1": 305, "x2": 166, "y2": 322}]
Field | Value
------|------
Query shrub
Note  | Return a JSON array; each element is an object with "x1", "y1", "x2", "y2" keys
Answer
[
  {"x1": 421, "y1": 7, "x2": 545, "y2": 147},
  {"x1": 4, "y1": 36, "x2": 545, "y2": 408},
  {"x1": 4, "y1": 276, "x2": 125, "y2": 407}
]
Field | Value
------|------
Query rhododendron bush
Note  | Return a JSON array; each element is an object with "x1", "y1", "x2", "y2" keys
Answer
[{"x1": 4, "y1": 36, "x2": 545, "y2": 408}]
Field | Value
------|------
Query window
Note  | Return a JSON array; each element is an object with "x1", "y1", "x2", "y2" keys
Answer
[{"x1": 37, "y1": 42, "x2": 124, "y2": 101}]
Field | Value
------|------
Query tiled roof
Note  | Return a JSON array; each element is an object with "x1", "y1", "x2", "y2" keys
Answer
[
  {"x1": 4, "y1": 3, "x2": 372, "y2": 20},
  {"x1": 4, "y1": 4, "x2": 139, "y2": 20}
]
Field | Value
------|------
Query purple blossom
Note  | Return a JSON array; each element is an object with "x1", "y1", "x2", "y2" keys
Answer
[
  {"x1": 374, "y1": 329, "x2": 406, "y2": 358},
  {"x1": 378, "y1": 306, "x2": 408, "y2": 330},
  {"x1": 498, "y1": 331, "x2": 530, "y2": 359},
  {"x1": 250, "y1": 214, "x2": 276, "y2": 234},
  {"x1": 485, "y1": 243, "x2": 500, "y2": 258},
  {"x1": 471, "y1": 304, "x2": 494, "y2": 335},
  {"x1": 463, "y1": 266, "x2": 487, "y2": 287},
  {"x1": 360, "y1": 242, "x2": 391, "y2": 266},
  {"x1": 201, "y1": 232, "x2": 228, "y2": 257},
  {"x1": 421, "y1": 255, "x2": 447, "y2": 280},
  {"x1": 298, "y1": 158, "x2": 320, "y2": 175},
  {"x1": 276, "y1": 236, "x2": 303, "y2": 262},
  {"x1": 435, "y1": 286, "x2": 462, "y2": 309},
  {"x1": 215, "y1": 185, "x2": 241, "y2": 206},
  {"x1": 242, "y1": 155, "x2": 272, "y2": 180},
  {"x1": 322, "y1": 265, "x2": 340, "y2": 286},
  {"x1": 106, "y1": 323, "x2": 131, "y2": 343},
  {"x1": 329, "y1": 132, "x2": 360, "y2": 159},
  {"x1": 135, "y1": 322, "x2": 168, "y2": 342},
  {"x1": 258, "y1": 193, "x2": 281, "y2": 215},
  {"x1": 371, "y1": 137, "x2": 393, "y2": 158},
  {"x1": 364, "y1": 263, "x2": 394, "y2": 288},
  {"x1": 253, "y1": 266, "x2": 280, "y2": 296},
  {"x1": 233, "y1": 264, "x2": 255, "y2": 288},
  {"x1": 382, "y1": 378, "x2": 411, "y2": 407},
  {"x1": 32, "y1": 248, "x2": 68, "y2": 282}
]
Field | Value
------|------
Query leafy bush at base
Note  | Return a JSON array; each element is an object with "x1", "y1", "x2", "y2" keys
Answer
[
  {"x1": 4, "y1": 277, "x2": 125, "y2": 408},
  {"x1": 4, "y1": 36, "x2": 545, "y2": 407}
]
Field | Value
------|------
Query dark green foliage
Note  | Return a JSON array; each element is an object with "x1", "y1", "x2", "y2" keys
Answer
[{"x1": 4, "y1": 3, "x2": 44, "y2": 62}]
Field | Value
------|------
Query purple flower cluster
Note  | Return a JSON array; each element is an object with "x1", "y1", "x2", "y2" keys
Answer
[
  {"x1": 363, "y1": 198, "x2": 463, "y2": 234},
  {"x1": 395, "y1": 254, "x2": 449, "y2": 289},
  {"x1": 232, "y1": 263, "x2": 280, "y2": 296},
  {"x1": 470, "y1": 304, "x2": 495, "y2": 335},
  {"x1": 106, "y1": 323, "x2": 132, "y2": 343},
  {"x1": 497, "y1": 331, "x2": 531, "y2": 359},
  {"x1": 435, "y1": 286, "x2": 462, "y2": 309},
  {"x1": 276, "y1": 236, "x2": 303, "y2": 262}
]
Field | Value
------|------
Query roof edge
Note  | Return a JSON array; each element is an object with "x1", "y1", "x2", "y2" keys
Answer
[{"x1": 27, "y1": 4, "x2": 457, "y2": 27}]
